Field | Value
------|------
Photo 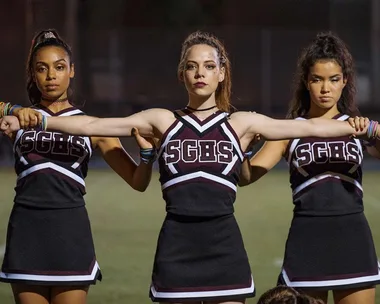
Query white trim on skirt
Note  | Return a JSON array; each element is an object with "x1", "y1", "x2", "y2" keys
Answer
[
  {"x1": 150, "y1": 275, "x2": 255, "y2": 299},
  {"x1": 281, "y1": 262, "x2": 380, "y2": 288},
  {"x1": 0, "y1": 261, "x2": 100, "y2": 282}
]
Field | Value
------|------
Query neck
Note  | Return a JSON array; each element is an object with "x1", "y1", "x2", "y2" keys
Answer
[
  {"x1": 307, "y1": 104, "x2": 340, "y2": 119},
  {"x1": 39, "y1": 98, "x2": 72, "y2": 113},
  {"x1": 187, "y1": 94, "x2": 217, "y2": 111}
]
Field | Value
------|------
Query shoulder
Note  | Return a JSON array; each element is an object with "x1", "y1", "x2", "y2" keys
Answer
[
  {"x1": 143, "y1": 108, "x2": 173, "y2": 115},
  {"x1": 230, "y1": 111, "x2": 263, "y2": 120}
]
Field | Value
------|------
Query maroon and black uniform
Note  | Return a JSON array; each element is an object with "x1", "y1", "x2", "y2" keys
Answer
[
  {"x1": 150, "y1": 109, "x2": 255, "y2": 302},
  {"x1": 0, "y1": 105, "x2": 101, "y2": 286},
  {"x1": 278, "y1": 114, "x2": 380, "y2": 290}
]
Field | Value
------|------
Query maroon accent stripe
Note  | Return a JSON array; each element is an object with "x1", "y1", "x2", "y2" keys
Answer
[
  {"x1": 18, "y1": 168, "x2": 86, "y2": 193},
  {"x1": 293, "y1": 176, "x2": 363, "y2": 199},
  {"x1": 2, "y1": 258, "x2": 97, "y2": 276},
  {"x1": 153, "y1": 276, "x2": 252, "y2": 292},
  {"x1": 162, "y1": 177, "x2": 236, "y2": 192},
  {"x1": 180, "y1": 108, "x2": 225, "y2": 126},
  {"x1": 285, "y1": 267, "x2": 379, "y2": 283}
]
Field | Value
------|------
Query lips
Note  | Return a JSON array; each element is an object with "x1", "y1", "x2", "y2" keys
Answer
[
  {"x1": 194, "y1": 82, "x2": 207, "y2": 88},
  {"x1": 46, "y1": 84, "x2": 59, "y2": 90},
  {"x1": 319, "y1": 97, "x2": 332, "y2": 102}
]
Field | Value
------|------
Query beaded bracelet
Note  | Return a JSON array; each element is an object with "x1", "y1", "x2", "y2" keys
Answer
[
  {"x1": 0, "y1": 102, "x2": 11, "y2": 118},
  {"x1": 35, "y1": 115, "x2": 48, "y2": 131},
  {"x1": 367, "y1": 120, "x2": 379, "y2": 140},
  {"x1": 8, "y1": 105, "x2": 22, "y2": 115},
  {"x1": 140, "y1": 148, "x2": 157, "y2": 164}
]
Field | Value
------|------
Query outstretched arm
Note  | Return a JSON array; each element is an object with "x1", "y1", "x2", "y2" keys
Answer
[
  {"x1": 232, "y1": 112, "x2": 360, "y2": 142},
  {"x1": 255, "y1": 113, "x2": 358, "y2": 140},
  {"x1": 1, "y1": 108, "x2": 172, "y2": 138},
  {"x1": 46, "y1": 109, "x2": 167, "y2": 137}
]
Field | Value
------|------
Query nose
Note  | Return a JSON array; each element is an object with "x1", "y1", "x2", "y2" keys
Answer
[
  {"x1": 195, "y1": 66, "x2": 205, "y2": 79},
  {"x1": 46, "y1": 68, "x2": 56, "y2": 80},
  {"x1": 321, "y1": 81, "x2": 330, "y2": 94}
]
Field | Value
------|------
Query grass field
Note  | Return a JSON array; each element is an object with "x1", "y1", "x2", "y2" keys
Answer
[{"x1": 0, "y1": 169, "x2": 379, "y2": 303}]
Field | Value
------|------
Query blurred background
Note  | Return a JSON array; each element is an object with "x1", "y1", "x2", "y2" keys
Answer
[
  {"x1": 0, "y1": 1, "x2": 379, "y2": 303},
  {"x1": 1, "y1": 0, "x2": 380, "y2": 162}
]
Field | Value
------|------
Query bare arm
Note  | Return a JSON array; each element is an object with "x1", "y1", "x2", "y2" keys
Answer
[
  {"x1": 239, "y1": 140, "x2": 287, "y2": 186},
  {"x1": 255, "y1": 113, "x2": 357, "y2": 140},
  {"x1": 45, "y1": 108, "x2": 171, "y2": 138},
  {"x1": 231, "y1": 112, "x2": 358, "y2": 146},
  {"x1": 94, "y1": 137, "x2": 153, "y2": 192}
]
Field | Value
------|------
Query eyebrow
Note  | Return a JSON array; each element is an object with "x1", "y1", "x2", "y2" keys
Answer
[
  {"x1": 186, "y1": 60, "x2": 217, "y2": 64},
  {"x1": 36, "y1": 58, "x2": 67, "y2": 65},
  {"x1": 311, "y1": 74, "x2": 342, "y2": 78}
]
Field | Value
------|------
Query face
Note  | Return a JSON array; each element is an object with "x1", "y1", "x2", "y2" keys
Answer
[
  {"x1": 181, "y1": 44, "x2": 225, "y2": 98},
  {"x1": 306, "y1": 59, "x2": 346, "y2": 111},
  {"x1": 33, "y1": 46, "x2": 74, "y2": 100}
]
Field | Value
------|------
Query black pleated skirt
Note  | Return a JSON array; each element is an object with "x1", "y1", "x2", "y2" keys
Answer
[
  {"x1": 149, "y1": 213, "x2": 255, "y2": 302},
  {"x1": 0, "y1": 204, "x2": 101, "y2": 285},
  {"x1": 278, "y1": 212, "x2": 380, "y2": 290}
]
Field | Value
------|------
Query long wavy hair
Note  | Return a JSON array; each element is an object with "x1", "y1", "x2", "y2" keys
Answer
[
  {"x1": 177, "y1": 31, "x2": 232, "y2": 113},
  {"x1": 288, "y1": 32, "x2": 359, "y2": 118}
]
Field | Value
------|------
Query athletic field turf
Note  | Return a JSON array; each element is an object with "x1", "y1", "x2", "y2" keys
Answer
[{"x1": 0, "y1": 169, "x2": 378, "y2": 303}]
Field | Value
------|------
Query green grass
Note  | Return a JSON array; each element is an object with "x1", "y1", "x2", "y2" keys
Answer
[{"x1": 0, "y1": 169, "x2": 379, "y2": 303}]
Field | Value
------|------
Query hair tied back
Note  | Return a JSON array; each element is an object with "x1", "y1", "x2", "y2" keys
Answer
[{"x1": 44, "y1": 32, "x2": 56, "y2": 39}]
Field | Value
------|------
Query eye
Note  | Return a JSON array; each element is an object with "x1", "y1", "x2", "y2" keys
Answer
[
  {"x1": 36, "y1": 66, "x2": 47, "y2": 73},
  {"x1": 186, "y1": 64, "x2": 196, "y2": 70},
  {"x1": 311, "y1": 78, "x2": 320, "y2": 83},
  {"x1": 331, "y1": 78, "x2": 340, "y2": 82},
  {"x1": 206, "y1": 64, "x2": 216, "y2": 70},
  {"x1": 56, "y1": 65, "x2": 65, "y2": 71}
]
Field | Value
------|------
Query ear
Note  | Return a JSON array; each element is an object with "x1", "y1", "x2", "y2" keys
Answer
[
  {"x1": 219, "y1": 66, "x2": 225, "y2": 83},
  {"x1": 342, "y1": 77, "x2": 347, "y2": 87},
  {"x1": 70, "y1": 63, "x2": 75, "y2": 79},
  {"x1": 178, "y1": 72, "x2": 184, "y2": 82}
]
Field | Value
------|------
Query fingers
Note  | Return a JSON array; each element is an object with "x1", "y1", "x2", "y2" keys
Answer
[
  {"x1": 347, "y1": 117, "x2": 355, "y2": 128},
  {"x1": 350, "y1": 116, "x2": 369, "y2": 132},
  {"x1": 132, "y1": 127, "x2": 155, "y2": 149},
  {"x1": 0, "y1": 119, "x2": 6, "y2": 131},
  {"x1": 12, "y1": 108, "x2": 41, "y2": 129},
  {"x1": 0, "y1": 120, "x2": 11, "y2": 135},
  {"x1": 23, "y1": 111, "x2": 30, "y2": 129}
]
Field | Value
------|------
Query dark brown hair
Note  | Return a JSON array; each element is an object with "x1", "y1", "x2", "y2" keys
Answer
[
  {"x1": 26, "y1": 29, "x2": 73, "y2": 105},
  {"x1": 288, "y1": 32, "x2": 358, "y2": 118},
  {"x1": 257, "y1": 285, "x2": 325, "y2": 304}
]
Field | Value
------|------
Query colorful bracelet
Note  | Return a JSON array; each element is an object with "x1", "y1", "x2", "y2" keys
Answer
[
  {"x1": 0, "y1": 102, "x2": 12, "y2": 118},
  {"x1": 35, "y1": 115, "x2": 48, "y2": 131},
  {"x1": 367, "y1": 120, "x2": 379, "y2": 141},
  {"x1": 140, "y1": 148, "x2": 157, "y2": 164},
  {"x1": 8, "y1": 105, "x2": 22, "y2": 115}
]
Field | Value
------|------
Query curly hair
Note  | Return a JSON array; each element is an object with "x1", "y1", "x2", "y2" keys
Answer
[{"x1": 288, "y1": 32, "x2": 359, "y2": 118}]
